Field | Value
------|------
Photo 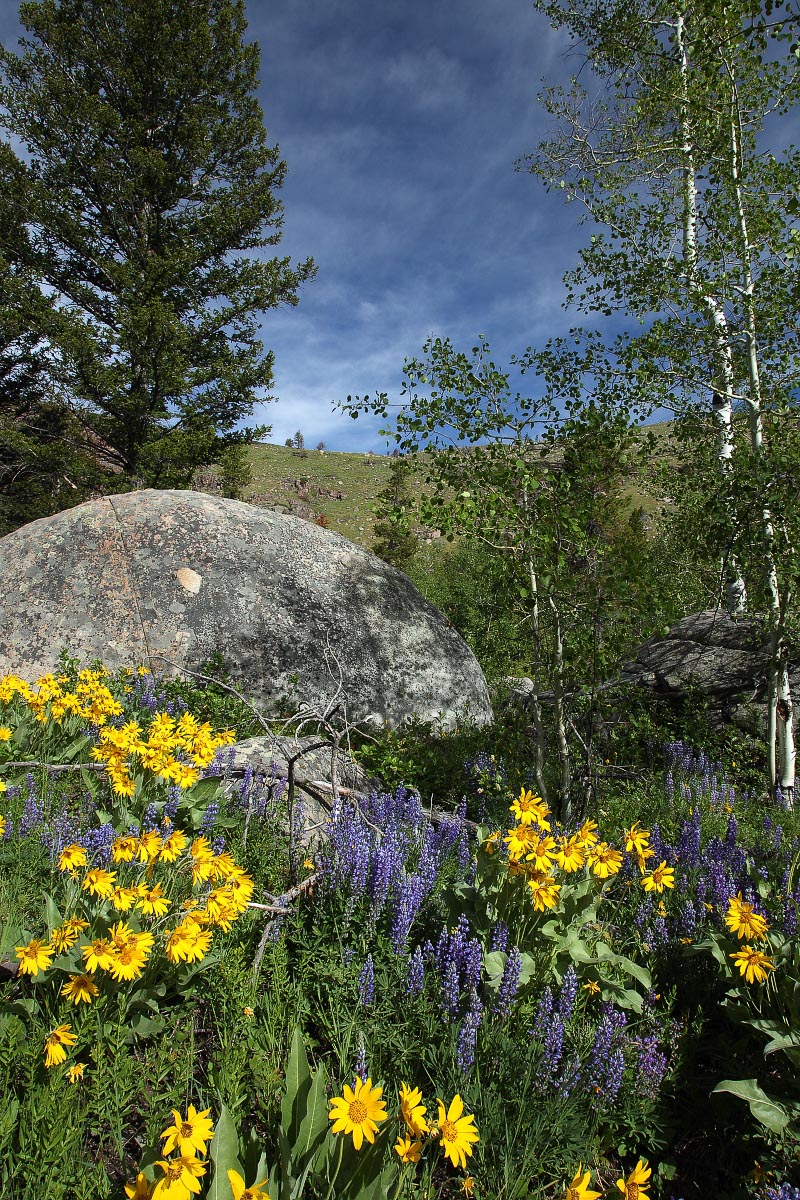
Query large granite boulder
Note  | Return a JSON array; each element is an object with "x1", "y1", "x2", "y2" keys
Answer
[{"x1": 0, "y1": 490, "x2": 493, "y2": 730}]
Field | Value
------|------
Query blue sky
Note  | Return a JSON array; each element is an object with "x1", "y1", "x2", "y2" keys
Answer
[
  {"x1": 0, "y1": 0, "x2": 588, "y2": 451},
  {"x1": 244, "y1": 0, "x2": 584, "y2": 450}
]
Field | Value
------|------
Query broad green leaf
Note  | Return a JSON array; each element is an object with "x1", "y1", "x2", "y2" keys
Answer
[
  {"x1": 52, "y1": 734, "x2": 92, "y2": 764},
  {"x1": 281, "y1": 1028, "x2": 313, "y2": 1155},
  {"x1": 292, "y1": 1060, "x2": 329, "y2": 1169},
  {"x1": 44, "y1": 893, "x2": 62, "y2": 932},
  {"x1": 209, "y1": 1103, "x2": 244, "y2": 1200},
  {"x1": 713, "y1": 1078, "x2": 791, "y2": 1134}
]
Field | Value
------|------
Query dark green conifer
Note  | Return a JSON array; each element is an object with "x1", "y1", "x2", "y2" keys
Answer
[{"x1": 0, "y1": 0, "x2": 315, "y2": 490}]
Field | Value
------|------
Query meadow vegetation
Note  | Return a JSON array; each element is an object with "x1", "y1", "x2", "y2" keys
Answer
[{"x1": 0, "y1": 645, "x2": 798, "y2": 1200}]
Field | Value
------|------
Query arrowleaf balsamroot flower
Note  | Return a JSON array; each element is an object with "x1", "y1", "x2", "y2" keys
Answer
[
  {"x1": 159, "y1": 829, "x2": 188, "y2": 862},
  {"x1": 16, "y1": 938, "x2": 54, "y2": 976},
  {"x1": 504, "y1": 824, "x2": 539, "y2": 861},
  {"x1": 616, "y1": 1159, "x2": 651, "y2": 1199},
  {"x1": 586, "y1": 842, "x2": 623, "y2": 878},
  {"x1": 160, "y1": 1105, "x2": 215, "y2": 1156},
  {"x1": 227, "y1": 1169, "x2": 270, "y2": 1199},
  {"x1": 725, "y1": 894, "x2": 770, "y2": 942},
  {"x1": 66, "y1": 1062, "x2": 85, "y2": 1084},
  {"x1": 730, "y1": 944, "x2": 776, "y2": 984},
  {"x1": 61, "y1": 973, "x2": 100, "y2": 1005},
  {"x1": 399, "y1": 1082, "x2": 429, "y2": 1136},
  {"x1": 44, "y1": 1023, "x2": 77, "y2": 1068},
  {"x1": 564, "y1": 1164, "x2": 601, "y2": 1200},
  {"x1": 510, "y1": 788, "x2": 551, "y2": 828},
  {"x1": 436, "y1": 1095, "x2": 479, "y2": 1170},
  {"x1": 623, "y1": 823, "x2": 650, "y2": 856},
  {"x1": 394, "y1": 1135, "x2": 423, "y2": 1163},
  {"x1": 554, "y1": 834, "x2": 585, "y2": 872},
  {"x1": 527, "y1": 872, "x2": 562, "y2": 911},
  {"x1": 640, "y1": 862, "x2": 675, "y2": 893},
  {"x1": 328, "y1": 1076, "x2": 387, "y2": 1149},
  {"x1": 124, "y1": 1172, "x2": 153, "y2": 1199},
  {"x1": 152, "y1": 1154, "x2": 206, "y2": 1198},
  {"x1": 82, "y1": 868, "x2": 117, "y2": 898},
  {"x1": 82, "y1": 937, "x2": 116, "y2": 973},
  {"x1": 59, "y1": 844, "x2": 87, "y2": 871}
]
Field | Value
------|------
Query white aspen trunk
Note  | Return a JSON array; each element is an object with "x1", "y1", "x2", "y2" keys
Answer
[
  {"x1": 728, "y1": 87, "x2": 796, "y2": 797},
  {"x1": 548, "y1": 593, "x2": 572, "y2": 821},
  {"x1": 676, "y1": 11, "x2": 747, "y2": 616},
  {"x1": 526, "y1": 554, "x2": 550, "y2": 806}
]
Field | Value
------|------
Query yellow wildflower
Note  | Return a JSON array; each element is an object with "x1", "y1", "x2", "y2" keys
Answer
[
  {"x1": 435, "y1": 1095, "x2": 479, "y2": 1170},
  {"x1": 328, "y1": 1076, "x2": 387, "y2": 1149},
  {"x1": 44, "y1": 1023, "x2": 77, "y2": 1068},
  {"x1": 16, "y1": 938, "x2": 54, "y2": 976}
]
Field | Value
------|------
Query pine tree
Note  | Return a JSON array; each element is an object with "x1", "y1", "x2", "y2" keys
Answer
[
  {"x1": 0, "y1": 0, "x2": 315, "y2": 488},
  {"x1": 371, "y1": 455, "x2": 419, "y2": 570},
  {"x1": 0, "y1": 138, "x2": 110, "y2": 531}
]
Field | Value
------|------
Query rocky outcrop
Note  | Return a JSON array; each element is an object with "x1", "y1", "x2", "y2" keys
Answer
[
  {"x1": 0, "y1": 490, "x2": 493, "y2": 730},
  {"x1": 620, "y1": 609, "x2": 800, "y2": 735}
]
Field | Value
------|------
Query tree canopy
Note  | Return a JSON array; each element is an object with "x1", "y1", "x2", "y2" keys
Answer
[{"x1": 0, "y1": 0, "x2": 315, "y2": 498}]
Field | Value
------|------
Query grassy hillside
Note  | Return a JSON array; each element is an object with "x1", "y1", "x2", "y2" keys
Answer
[
  {"x1": 196, "y1": 442, "x2": 400, "y2": 546},
  {"x1": 193, "y1": 424, "x2": 674, "y2": 552}
]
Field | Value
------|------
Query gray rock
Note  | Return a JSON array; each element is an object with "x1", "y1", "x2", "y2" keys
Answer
[
  {"x1": 0, "y1": 489, "x2": 492, "y2": 730},
  {"x1": 621, "y1": 610, "x2": 771, "y2": 696},
  {"x1": 216, "y1": 734, "x2": 376, "y2": 847},
  {"x1": 620, "y1": 609, "x2": 800, "y2": 735}
]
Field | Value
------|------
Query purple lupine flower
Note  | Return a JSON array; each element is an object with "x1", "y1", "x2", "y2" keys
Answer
[
  {"x1": 19, "y1": 780, "x2": 44, "y2": 838},
  {"x1": 391, "y1": 874, "x2": 426, "y2": 952},
  {"x1": 83, "y1": 822, "x2": 116, "y2": 864},
  {"x1": 587, "y1": 1003, "x2": 628, "y2": 1096},
  {"x1": 679, "y1": 900, "x2": 697, "y2": 938},
  {"x1": 493, "y1": 947, "x2": 523, "y2": 1016},
  {"x1": 238, "y1": 763, "x2": 255, "y2": 806},
  {"x1": 212, "y1": 835, "x2": 226, "y2": 854},
  {"x1": 142, "y1": 803, "x2": 160, "y2": 832},
  {"x1": 354, "y1": 1035, "x2": 367, "y2": 1082},
  {"x1": 200, "y1": 802, "x2": 219, "y2": 835},
  {"x1": 557, "y1": 965, "x2": 578, "y2": 1021},
  {"x1": 455, "y1": 990, "x2": 483, "y2": 1073},
  {"x1": 635, "y1": 1034, "x2": 668, "y2": 1099},
  {"x1": 541, "y1": 1012, "x2": 565, "y2": 1083},
  {"x1": 456, "y1": 828, "x2": 472, "y2": 871},
  {"x1": 41, "y1": 807, "x2": 80, "y2": 858},
  {"x1": 533, "y1": 987, "x2": 554, "y2": 1037},
  {"x1": 490, "y1": 921, "x2": 509, "y2": 953},
  {"x1": 725, "y1": 812, "x2": 738, "y2": 847},
  {"x1": 554, "y1": 1053, "x2": 582, "y2": 1098},
  {"x1": 406, "y1": 946, "x2": 425, "y2": 995},
  {"x1": 358, "y1": 954, "x2": 375, "y2": 1006},
  {"x1": 765, "y1": 1185, "x2": 800, "y2": 1200},
  {"x1": 461, "y1": 938, "x2": 483, "y2": 992},
  {"x1": 652, "y1": 917, "x2": 669, "y2": 946},
  {"x1": 163, "y1": 787, "x2": 181, "y2": 823},
  {"x1": 602, "y1": 1047, "x2": 626, "y2": 1105},
  {"x1": 677, "y1": 808, "x2": 702, "y2": 869},
  {"x1": 442, "y1": 960, "x2": 461, "y2": 1019}
]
